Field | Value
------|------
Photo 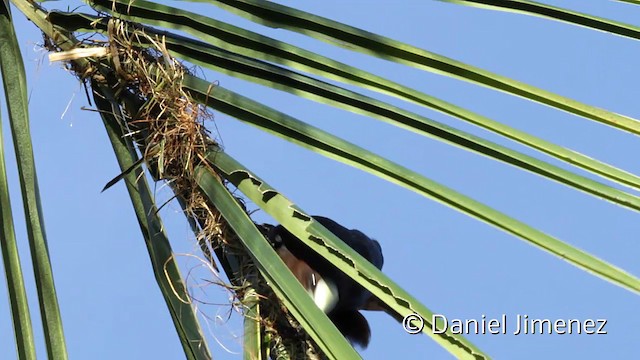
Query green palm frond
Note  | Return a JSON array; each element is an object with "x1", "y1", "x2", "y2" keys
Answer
[
  {"x1": 438, "y1": 0, "x2": 640, "y2": 39},
  {"x1": 2, "y1": 0, "x2": 638, "y2": 359}
]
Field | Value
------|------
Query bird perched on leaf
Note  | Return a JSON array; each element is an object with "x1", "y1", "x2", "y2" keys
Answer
[{"x1": 267, "y1": 216, "x2": 384, "y2": 348}]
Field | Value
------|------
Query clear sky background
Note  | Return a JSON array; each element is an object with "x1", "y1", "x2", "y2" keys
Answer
[{"x1": 1, "y1": 0, "x2": 639, "y2": 359}]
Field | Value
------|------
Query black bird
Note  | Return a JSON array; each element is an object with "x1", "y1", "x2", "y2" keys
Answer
[{"x1": 267, "y1": 216, "x2": 384, "y2": 348}]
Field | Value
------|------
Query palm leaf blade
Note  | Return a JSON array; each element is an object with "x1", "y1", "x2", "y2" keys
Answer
[
  {"x1": 183, "y1": 75, "x2": 640, "y2": 294},
  {"x1": 208, "y1": 150, "x2": 488, "y2": 359},
  {"x1": 0, "y1": 2, "x2": 67, "y2": 358},
  {"x1": 204, "y1": 0, "x2": 640, "y2": 135},
  {"x1": 439, "y1": 0, "x2": 640, "y2": 40}
]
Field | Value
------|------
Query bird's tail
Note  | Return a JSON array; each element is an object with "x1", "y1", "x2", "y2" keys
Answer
[{"x1": 329, "y1": 310, "x2": 371, "y2": 348}]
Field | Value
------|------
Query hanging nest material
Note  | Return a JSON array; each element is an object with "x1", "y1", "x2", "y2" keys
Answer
[{"x1": 48, "y1": 17, "x2": 326, "y2": 360}]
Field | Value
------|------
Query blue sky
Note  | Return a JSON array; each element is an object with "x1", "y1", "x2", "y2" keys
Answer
[{"x1": 1, "y1": 0, "x2": 639, "y2": 359}]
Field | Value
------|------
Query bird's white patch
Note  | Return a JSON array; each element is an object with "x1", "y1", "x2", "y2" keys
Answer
[
  {"x1": 312, "y1": 278, "x2": 338, "y2": 313},
  {"x1": 277, "y1": 243, "x2": 338, "y2": 313}
]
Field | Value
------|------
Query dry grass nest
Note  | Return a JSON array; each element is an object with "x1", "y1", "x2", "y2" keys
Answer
[{"x1": 48, "y1": 17, "x2": 326, "y2": 359}]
